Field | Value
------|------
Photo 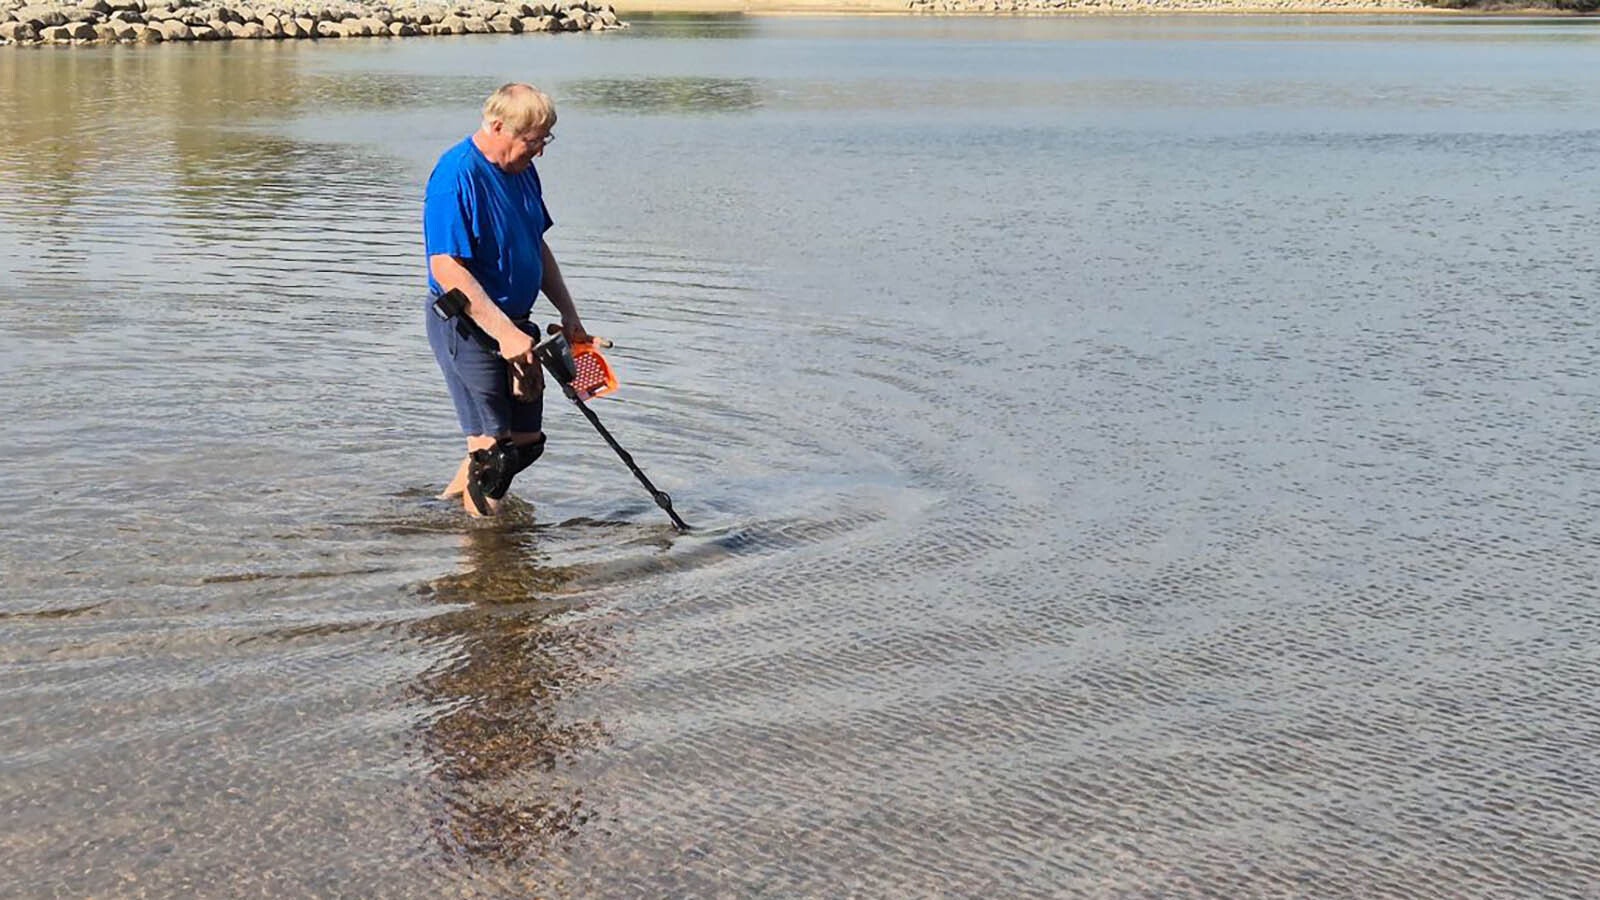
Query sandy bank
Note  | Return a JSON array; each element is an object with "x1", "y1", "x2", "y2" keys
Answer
[{"x1": 613, "y1": 0, "x2": 1445, "y2": 13}]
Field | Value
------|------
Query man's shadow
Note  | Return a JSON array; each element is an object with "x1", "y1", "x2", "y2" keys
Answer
[{"x1": 409, "y1": 515, "x2": 612, "y2": 864}]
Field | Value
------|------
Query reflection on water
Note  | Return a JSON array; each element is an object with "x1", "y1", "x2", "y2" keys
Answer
[
  {"x1": 0, "y1": 46, "x2": 305, "y2": 194},
  {"x1": 412, "y1": 514, "x2": 610, "y2": 865},
  {"x1": 564, "y1": 76, "x2": 763, "y2": 113},
  {"x1": 617, "y1": 12, "x2": 755, "y2": 39}
]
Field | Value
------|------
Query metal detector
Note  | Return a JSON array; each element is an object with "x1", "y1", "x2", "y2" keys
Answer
[{"x1": 432, "y1": 288, "x2": 690, "y2": 531}]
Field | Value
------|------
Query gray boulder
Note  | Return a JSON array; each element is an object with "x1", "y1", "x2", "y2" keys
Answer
[
  {"x1": 0, "y1": 19, "x2": 39, "y2": 38},
  {"x1": 18, "y1": 6, "x2": 69, "y2": 26},
  {"x1": 42, "y1": 19, "x2": 96, "y2": 36}
]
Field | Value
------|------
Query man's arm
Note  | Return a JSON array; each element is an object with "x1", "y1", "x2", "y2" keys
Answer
[
  {"x1": 430, "y1": 254, "x2": 534, "y2": 361},
  {"x1": 540, "y1": 240, "x2": 590, "y2": 344}
]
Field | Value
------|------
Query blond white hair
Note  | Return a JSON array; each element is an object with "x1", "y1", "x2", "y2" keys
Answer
[{"x1": 481, "y1": 83, "x2": 557, "y2": 134}]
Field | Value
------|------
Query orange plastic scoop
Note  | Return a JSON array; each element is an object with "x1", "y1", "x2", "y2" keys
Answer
[{"x1": 569, "y1": 341, "x2": 619, "y2": 401}]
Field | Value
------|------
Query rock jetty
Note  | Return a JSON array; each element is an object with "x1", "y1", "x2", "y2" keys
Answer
[{"x1": 0, "y1": 0, "x2": 624, "y2": 44}]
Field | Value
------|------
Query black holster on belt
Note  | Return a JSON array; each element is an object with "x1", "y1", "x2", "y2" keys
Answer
[{"x1": 508, "y1": 358, "x2": 541, "y2": 404}]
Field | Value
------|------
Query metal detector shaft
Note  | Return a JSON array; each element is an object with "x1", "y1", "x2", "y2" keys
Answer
[{"x1": 560, "y1": 384, "x2": 690, "y2": 532}]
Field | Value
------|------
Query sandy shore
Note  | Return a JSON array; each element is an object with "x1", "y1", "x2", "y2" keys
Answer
[{"x1": 612, "y1": 0, "x2": 1445, "y2": 13}]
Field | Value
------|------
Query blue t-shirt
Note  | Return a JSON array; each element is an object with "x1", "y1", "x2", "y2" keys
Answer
[{"x1": 423, "y1": 136, "x2": 554, "y2": 319}]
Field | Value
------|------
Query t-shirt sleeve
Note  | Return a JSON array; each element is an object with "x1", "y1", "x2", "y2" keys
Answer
[
  {"x1": 531, "y1": 166, "x2": 554, "y2": 234},
  {"x1": 423, "y1": 172, "x2": 477, "y2": 260}
]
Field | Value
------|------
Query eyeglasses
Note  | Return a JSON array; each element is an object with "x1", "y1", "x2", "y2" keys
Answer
[{"x1": 517, "y1": 130, "x2": 555, "y2": 148}]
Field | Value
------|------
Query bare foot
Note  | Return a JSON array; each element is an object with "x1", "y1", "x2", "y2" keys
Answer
[{"x1": 463, "y1": 490, "x2": 499, "y2": 518}]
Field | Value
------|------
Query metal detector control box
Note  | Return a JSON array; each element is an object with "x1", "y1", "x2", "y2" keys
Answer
[{"x1": 534, "y1": 331, "x2": 578, "y2": 386}]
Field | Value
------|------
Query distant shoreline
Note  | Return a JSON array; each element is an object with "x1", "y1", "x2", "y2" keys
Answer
[
  {"x1": 5, "y1": 0, "x2": 1587, "y2": 48},
  {"x1": 613, "y1": 0, "x2": 1583, "y2": 13}
]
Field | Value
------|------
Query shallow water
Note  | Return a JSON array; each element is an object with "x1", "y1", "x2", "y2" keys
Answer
[{"x1": 2, "y1": 14, "x2": 1600, "y2": 897}]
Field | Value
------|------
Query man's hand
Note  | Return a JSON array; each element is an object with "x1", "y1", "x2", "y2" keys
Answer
[
  {"x1": 562, "y1": 315, "x2": 591, "y2": 346},
  {"x1": 497, "y1": 327, "x2": 535, "y2": 362}
]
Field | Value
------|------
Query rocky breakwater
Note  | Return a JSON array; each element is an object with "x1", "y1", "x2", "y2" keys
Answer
[{"x1": 0, "y1": 0, "x2": 623, "y2": 45}]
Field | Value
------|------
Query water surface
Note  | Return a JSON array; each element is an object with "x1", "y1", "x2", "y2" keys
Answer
[{"x1": 2, "y1": 15, "x2": 1599, "y2": 897}]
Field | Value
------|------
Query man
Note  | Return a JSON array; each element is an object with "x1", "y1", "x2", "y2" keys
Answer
[{"x1": 423, "y1": 82, "x2": 590, "y2": 517}]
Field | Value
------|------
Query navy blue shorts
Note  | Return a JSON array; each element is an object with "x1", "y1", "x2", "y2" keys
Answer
[{"x1": 426, "y1": 304, "x2": 544, "y2": 437}]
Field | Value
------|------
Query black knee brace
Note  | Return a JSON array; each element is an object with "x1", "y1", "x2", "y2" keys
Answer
[
  {"x1": 509, "y1": 435, "x2": 546, "y2": 478},
  {"x1": 466, "y1": 436, "x2": 546, "y2": 512},
  {"x1": 467, "y1": 439, "x2": 518, "y2": 512}
]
